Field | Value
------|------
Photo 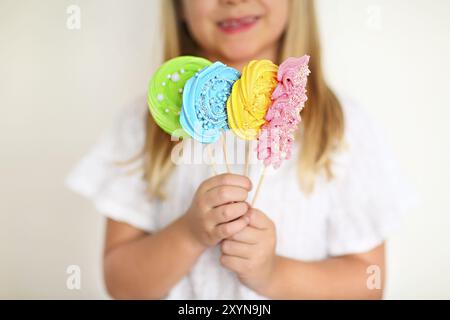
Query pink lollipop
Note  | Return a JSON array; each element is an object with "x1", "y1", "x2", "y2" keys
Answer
[{"x1": 257, "y1": 55, "x2": 311, "y2": 169}]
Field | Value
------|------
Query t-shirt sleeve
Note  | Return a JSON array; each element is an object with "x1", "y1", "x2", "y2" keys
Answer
[
  {"x1": 326, "y1": 98, "x2": 418, "y2": 256},
  {"x1": 65, "y1": 99, "x2": 159, "y2": 232}
]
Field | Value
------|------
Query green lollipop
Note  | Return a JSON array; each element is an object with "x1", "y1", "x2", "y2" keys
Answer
[{"x1": 148, "y1": 56, "x2": 212, "y2": 138}]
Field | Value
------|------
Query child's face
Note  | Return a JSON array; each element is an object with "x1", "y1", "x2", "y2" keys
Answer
[{"x1": 181, "y1": 0, "x2": 289, "y2": 63}]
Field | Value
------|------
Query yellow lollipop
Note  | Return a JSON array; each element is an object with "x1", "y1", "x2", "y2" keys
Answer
[{"x1": 227, "y1": 60, "x2": 278, "y2": 140}]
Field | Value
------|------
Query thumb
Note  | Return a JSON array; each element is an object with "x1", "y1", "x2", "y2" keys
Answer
[{"x1": 247, "y1": 209, "x2": 269, "y2": 229}]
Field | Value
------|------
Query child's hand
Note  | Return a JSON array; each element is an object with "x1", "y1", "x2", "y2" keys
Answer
[
  {"x1": 183, "y1": 173, "x2": 252, "y2": 249},
  {"x1": 220, "y1": 208, "x2": 277, "y2": 295}
]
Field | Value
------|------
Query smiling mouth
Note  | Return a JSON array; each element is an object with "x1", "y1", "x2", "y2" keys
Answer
[{"x1": 217, "y1": 16, "x2": 261, "y2": 34}]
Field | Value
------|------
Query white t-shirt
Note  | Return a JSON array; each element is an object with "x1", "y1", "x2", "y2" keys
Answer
[{"x1": 66, "y1": 95, "x2": 415, "y2": 299}]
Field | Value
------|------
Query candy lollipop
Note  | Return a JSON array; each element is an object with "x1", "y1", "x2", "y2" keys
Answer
[
  {"x1": 148, "y1": 56, "x2": 211, "y2": 137},
  {"x1": 227, "y1": 60, "x2": 278, "y2": 175},
  {"x1": 253, "y1": 55, "x2": 311, "y2": 205},
  {"x1": 180, "y1": 61, "x2": 240, "y2": 174},
  {"x1": 180, "y1": 61, "x2": 240, "y2": 144},
  {"x1": 257, "y1": 55, "x2": 311, "y2": 169},
  {"x1": 227, "y1": 60, "x2": 278, "y2": 141}
]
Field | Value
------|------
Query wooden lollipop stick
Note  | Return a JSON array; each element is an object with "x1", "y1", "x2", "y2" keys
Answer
[
  {"x1": 206, "y1": 144, "x2": 218, "y2": 176},
  {"x1": 244, "y1": 140, "x2": 251, "y2": 177},
  {"x1": 221, "y1": 134, "x2": 231, "y2": 173},
  {"x1": 251, "y1": 167, "x2": 267, "y2": 207}
]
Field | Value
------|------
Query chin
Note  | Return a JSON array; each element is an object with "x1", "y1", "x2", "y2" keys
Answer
[{"x1": 218, "y1": 42, "x2": 264, "y2": 64}]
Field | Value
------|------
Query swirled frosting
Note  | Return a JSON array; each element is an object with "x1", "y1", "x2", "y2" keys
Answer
[
  {"x1": 148, "y1": 56, "x2": 211, "y2": 138},
  {"x1": 180, "y1": 62, "x2": 240, "y2": 144},
  {"x1": 257, "y1": 55, "x2": 311, "y2": 168},
  {"x1": 227, "y1": 60, "x2": 278, "y2": 140}
]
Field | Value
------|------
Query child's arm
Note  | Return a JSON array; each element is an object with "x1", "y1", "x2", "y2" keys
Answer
[
  {"x1": 221, "y1": 208, "x2": 385, "y2": 299},
  {"x1": 264, "y1": 246, "x2": 385, "y2": 299},
  {"x1": 103, "y1": 217, "x2": 202, "y2": 299},
  {"x1": 103, "y1": 174, "x2": 252, "y2": 299}
]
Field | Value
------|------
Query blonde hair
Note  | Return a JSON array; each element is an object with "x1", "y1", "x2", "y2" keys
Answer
[{"x1": 142, "y1": 0, "x2": 344, "y2": 198}]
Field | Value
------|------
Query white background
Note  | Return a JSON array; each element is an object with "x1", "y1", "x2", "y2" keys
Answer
[{"x1": 1, "y1": 0, "x2": 449, "y2": 299}]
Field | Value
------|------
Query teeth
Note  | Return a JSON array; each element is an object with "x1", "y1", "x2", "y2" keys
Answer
[
  {"x1": 242, "y1": 16, "x2": 256, "y2": 24},
  {"x1": 219, "y1": 16, "x2": 258, "y2": 29}
]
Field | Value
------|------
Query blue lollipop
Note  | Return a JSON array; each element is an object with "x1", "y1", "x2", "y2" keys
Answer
[{"x1": 180, "y1": 62, "x2": 240, "y2": 144}]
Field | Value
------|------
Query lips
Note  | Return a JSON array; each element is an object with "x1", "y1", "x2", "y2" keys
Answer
[{"x1": 217, "y1": 16, "x2": 260, "y2": 34}]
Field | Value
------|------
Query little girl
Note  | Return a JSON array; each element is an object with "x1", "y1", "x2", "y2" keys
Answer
[{"x1": 67, "y1": 0, "x2": 414, "y2": 299}]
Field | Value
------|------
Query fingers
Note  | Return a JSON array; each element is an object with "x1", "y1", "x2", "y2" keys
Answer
[
  {"x1": 248, "y1": 208, "x2": 272, "y2": 230},
  {"x1": 199, "y1": 173, "x2": 252, "y2": 193},
  {"x1": 221, "y1": 240, "x2": 253, "y2": 259},
  {"x1": 229, "y1": 226, "x2": 260, "y2": 244},
  {"x1": 214, "y1": 215, "x2": 249, "y2": 239},
  {"x1": 220, "y1": 254, "x2": 247, "y2": 274},
  {"x1": 204, "y1": 185, "x2": 249, "y2": 208},
  {"x1": 210, "y1": 202, "x2": 249, "y2": 224}
]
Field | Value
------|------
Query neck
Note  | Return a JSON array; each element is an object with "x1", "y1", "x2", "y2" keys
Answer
[{"x1": 201, "y1": 45, "x2": 279, "y2": 72}]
